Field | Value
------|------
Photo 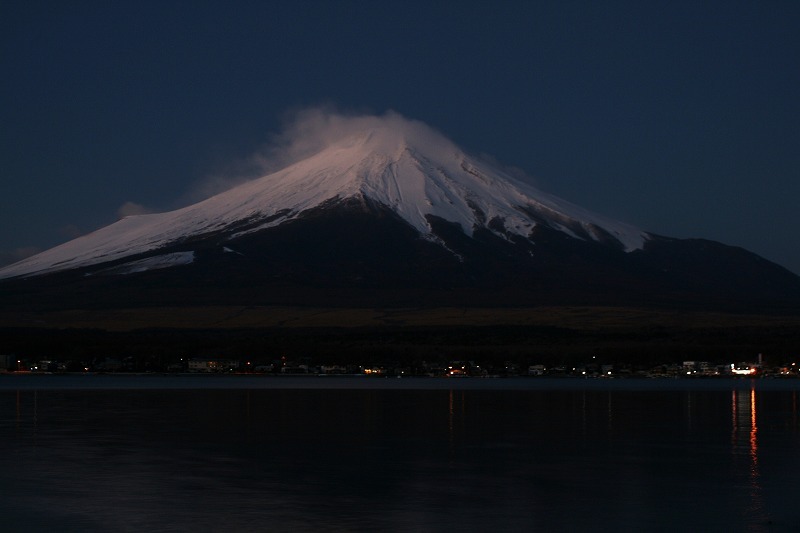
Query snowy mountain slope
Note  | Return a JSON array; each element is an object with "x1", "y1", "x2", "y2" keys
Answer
[{"x1": 0, "y1": 117, "x2": 648, "y2": 280}]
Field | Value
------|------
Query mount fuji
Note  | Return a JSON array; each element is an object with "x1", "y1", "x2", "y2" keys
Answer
[{"x1": 2, "y1": 113, "x2": 799, "y2": 311}]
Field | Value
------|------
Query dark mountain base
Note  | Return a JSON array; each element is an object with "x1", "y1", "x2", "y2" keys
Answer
[{"x1": 2, "y1": 201, "x2": 800, "y2": 314}]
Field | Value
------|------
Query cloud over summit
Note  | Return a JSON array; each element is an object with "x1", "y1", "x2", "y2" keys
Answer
[{"x1": 187, "y1": 108, "x2": 465, "y2": 203}]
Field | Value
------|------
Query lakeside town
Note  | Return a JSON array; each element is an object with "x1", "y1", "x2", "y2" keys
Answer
[{"x1": 1, "y1": 352, "x2": 797, "y2": 378}]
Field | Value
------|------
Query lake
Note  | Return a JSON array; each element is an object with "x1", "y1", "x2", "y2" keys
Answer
[{"x1": 2, "y1": 375, "x2": 799, "y2": 532}]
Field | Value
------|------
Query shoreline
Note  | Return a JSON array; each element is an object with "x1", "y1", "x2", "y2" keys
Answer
[{"x1": 3, "y1": 372, "x2": 800, "y2": 391}]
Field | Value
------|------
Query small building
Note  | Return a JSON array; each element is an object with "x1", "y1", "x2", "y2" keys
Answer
[
  {"x1": 731, "y1": 363, "x2": 758, "y2": 376},
  {"x1": 320, "y1": 365, "x2": 347, "y2": 375},
  {"x1": 188, "y1": 358, "x2": 240, "y2": 373},
  {"x1": 95, "y1": 358, "x2": 122, "y2": 372},
  {"x1": 281, "y1": 364, "x2": 309, "y2": 374},
  {"x1": 528, "y1": 365, "x2": 546, "y2": 376},
  {"x1": 683, "y1": 361, "x2": 712, "y2": 375}
]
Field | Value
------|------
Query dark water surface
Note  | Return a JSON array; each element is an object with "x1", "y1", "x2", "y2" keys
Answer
[{"x1": 2, "y1": 376, "x2": 799, "y2": 532}]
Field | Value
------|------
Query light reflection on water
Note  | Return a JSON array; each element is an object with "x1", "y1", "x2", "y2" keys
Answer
[{"x1": 1, "y1": 378, "x2": 800, "y2": 532}]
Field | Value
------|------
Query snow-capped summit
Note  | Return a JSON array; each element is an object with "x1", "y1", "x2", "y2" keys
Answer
[{"x1": 0, "y1": 113, "x2": 647, "y2": 280}]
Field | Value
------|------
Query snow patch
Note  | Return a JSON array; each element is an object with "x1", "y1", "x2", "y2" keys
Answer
[{"x1": 90, "y1": 251, "x2": 195, "y2": 276}]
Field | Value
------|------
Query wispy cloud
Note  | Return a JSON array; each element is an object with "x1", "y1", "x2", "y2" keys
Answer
[
  {"x1": 0, "y1": 246, "x2": 43, "y2": 267},
  {"x1": 182, "y1": 106, "x2": 468, "y2": 203},
  {"x1": 58, "y1": 224, "x2": 84, "y2": 240},
  {"x1": 117, "y1": 201, "x2": 153, "y2": 218}
]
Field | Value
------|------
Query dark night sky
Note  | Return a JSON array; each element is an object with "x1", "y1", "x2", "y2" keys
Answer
[{"x1": 2, "y1": 1, "x2": 799, "y2": 274}]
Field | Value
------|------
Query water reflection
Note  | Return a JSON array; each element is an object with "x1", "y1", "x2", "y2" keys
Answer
[
  {"x1": 3, "y1": 383, "x2": 800, "y2": 532},
  {"x1": 448, "y1": 388, "x2": 454, "y2": 434},
  {"x1": 731, "y1": 384, "x2": 765, "y2": 526},
  {"x1": 447, "y1": 389, "x2": 466, "y2": 461},
  {"x1": 731, "y1": 386, "x2": 758, "y2": 470},
  {"x1": 15, "y1": 389, "x2": 38, "y2": 439}
]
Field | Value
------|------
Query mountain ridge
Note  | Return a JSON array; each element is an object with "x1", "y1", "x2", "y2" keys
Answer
[
  {"x1": 0, "y1": 118, "x2": 645, "y2": 280},
  {"x1": 1, "y1": 113, "x2": 799, "y2": 313}
]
